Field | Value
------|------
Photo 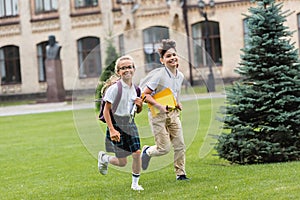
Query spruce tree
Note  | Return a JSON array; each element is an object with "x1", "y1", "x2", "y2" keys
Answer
[
  {"x1": 215, "y1": 0, "x2": 300, "y2": 164},
  {"x1": 95, "y1": 37, "x2": 119, "y2": 111}
]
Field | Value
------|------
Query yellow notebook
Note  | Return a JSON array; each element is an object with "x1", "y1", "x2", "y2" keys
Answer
[{"x1": 148, "y1": 88, "x2": 177, "y2": 117}]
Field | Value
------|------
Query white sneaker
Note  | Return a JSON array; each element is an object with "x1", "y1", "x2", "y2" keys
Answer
[
  {"x1": 98, "y1": 151, "x2": 108, "y2": 175},
  {"x1": 131, "y1": 184, "x2": 144, "y2": 191}
]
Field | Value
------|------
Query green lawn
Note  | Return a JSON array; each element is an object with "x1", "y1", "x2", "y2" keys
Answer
[{"x1": 0, "y1": 99, "x2": 299, "y2": 199}]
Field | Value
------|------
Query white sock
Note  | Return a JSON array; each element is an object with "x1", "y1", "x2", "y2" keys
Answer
[
  {"x1": 102, "y1": 154, "x2": 111, "y2": 163},
  {"x1": 132, "y1": 173, "x2": 140, "y2": 186}
]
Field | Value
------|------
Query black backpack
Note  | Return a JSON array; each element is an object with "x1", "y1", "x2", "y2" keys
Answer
[{"x1": 98, "y1": 81, "x2": 141, "y2": 123}]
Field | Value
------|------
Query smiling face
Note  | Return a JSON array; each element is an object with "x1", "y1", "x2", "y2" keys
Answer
[
  {"x1": 160, "y1": 48, "x2": 178, "y2": 69},
  {"x1": 117, "y1": 59, "x2": 135, "y2": 81}
]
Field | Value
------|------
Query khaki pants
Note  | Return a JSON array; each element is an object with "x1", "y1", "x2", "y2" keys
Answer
[{"x1": 147, "y1": 110, "x2": 186, "y2": 176}]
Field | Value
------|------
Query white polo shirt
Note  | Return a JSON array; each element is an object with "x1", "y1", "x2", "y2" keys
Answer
[
  {"x1": 146, "y1": 67, "x2": 184, "y2": 102},
  {"x1": 104, "y1": 80, "x2": 138, "y2": 117}
]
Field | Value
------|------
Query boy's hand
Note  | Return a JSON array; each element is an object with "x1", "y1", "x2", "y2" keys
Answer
[
  {"x1": 176, "y1": 103, "x2": 182, "y2": 111},
  {"x1": 156, "y1": 103, "x2": 168, "y2": 113}
]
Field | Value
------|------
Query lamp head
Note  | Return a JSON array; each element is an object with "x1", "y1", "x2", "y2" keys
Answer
[
  {"x1": 209, "y1": 0, "x2": 215, "y2": 8},
  {"x1": 198, "y1": 0, "x2": 205, "y2": 9},
  {"x1": 198, "y1": 0, "x2": 215, "y2": 9},
  {"x1": 131, "y1": 3, "x2": 139, "y2": 13}
]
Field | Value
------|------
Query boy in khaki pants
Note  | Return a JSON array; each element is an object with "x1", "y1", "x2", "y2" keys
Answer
[{"x1": 141, "y1": 39, "x2": 190, "y2": 181}]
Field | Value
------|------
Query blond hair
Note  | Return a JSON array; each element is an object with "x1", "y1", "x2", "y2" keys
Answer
[
  {"x1": 100, "y1": 74, "x2": 120, "y2": 96},
  {"x1": 100, "y1": 55, "x2": 135, "y2": 96},
  {"x1": 114, "y1": 55, "x2": 135, "y2": 73}
]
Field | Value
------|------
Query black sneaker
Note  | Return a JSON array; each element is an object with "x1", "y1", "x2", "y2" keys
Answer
[
  {"x1": 176, "y1": 175, "x2": 190, "y2": 181},
  {"x1": 141, "y1": 146, "x2": 151, "y2": 170}
]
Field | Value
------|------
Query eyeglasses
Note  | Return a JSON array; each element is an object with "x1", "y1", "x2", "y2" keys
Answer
[{"x1": 119, "y1": 65, "x2": 135, "y2": 71}]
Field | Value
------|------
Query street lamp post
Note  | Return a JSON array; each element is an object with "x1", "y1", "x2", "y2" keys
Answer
[
  {"x1": 182, "y1": 0, "x2": 194, "y2": 86},
  {"x1": 198, "y1": 0, "x2": 216, "y2": 92}
]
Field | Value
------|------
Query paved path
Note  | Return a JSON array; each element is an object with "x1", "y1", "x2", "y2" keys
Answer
[
  {"x1": 0, "y1": 93, "x2": 226, "y2": 117},
  {"x1": 0, "y1": 102, "x2": 93, "y2": 117}
]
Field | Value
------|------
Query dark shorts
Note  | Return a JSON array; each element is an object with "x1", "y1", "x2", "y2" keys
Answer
[{"x1": 105, "y1": 115, "x2": 141, "y2": 158}]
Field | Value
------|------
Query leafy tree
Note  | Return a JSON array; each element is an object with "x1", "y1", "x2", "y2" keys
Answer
[
  {"x1": 95, "y1": 36, "x2": 119, "y2": 111},
  {"x1": 215, "y1": 0, "x2": 300, "y2": 164}
]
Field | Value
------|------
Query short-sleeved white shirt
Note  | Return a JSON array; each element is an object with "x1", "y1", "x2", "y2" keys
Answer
[
  {"x1": 146, "y1": 67, "x2": 184, "y2": 102},
  {"x1": 103, "y1": 80, "x2": 138, "y2": 116}
]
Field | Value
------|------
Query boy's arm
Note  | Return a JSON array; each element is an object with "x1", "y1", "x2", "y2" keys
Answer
[
  {"x1": 143, "y1": 86, "x2": 167, "y2": 113},
  {"x1": 176, "y1": 87, "x2": 182, "y2": 110},
  {"x1": 175, "y1": 74, "x2": 184, "y2": 110}
]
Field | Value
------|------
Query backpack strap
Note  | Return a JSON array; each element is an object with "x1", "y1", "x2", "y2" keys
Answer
[
  {"x1": 111, "y1": 81, "x2": 122, "y2": 113},
  {"x1": 134, "y1": 84, "x2": 141, "y2": 97},
  {"x1": 111, "y1": 82, "x2": 140, "y2": 114}
]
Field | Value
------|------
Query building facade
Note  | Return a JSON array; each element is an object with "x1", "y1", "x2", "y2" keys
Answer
[{"x1": 0, "y1": 0, "x2": 299, "y2": 97}]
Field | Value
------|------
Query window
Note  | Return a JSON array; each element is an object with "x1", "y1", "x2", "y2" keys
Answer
[
  {"x1": 70, "y1": 0, "x2": 101, "y2": 17},
  {"x1": 143, "y1": 26, "x2": 169, "y2": 72},
  {"x1": 77, "y1": 37, "x2": 101, "y2": 78},
  {"x1": 116, "y1": 0, "x2": 134, "y2": 3},
  {"x1": 75, "y1": 0, "x2": 98, "y2": 8},
  {"x1": 34, "y1": 0, "x2": 57, "y2": 14},
  {"x1": 112, "y1": 0, "x2": 121, "y2": 12},
  {"x1": 192, "y1": 23, "x2": 205, "y2": 68},
  {"x1": 0, "y1": 0, "x2": 18, "y2": 18},
  {"x1": 192, "y1": 21, "x2": 222, "y2": 67},
  {"x1": 243, "y1": 18, "x2": 250, "y2": 48},
  {"x1": 37, "y1": 42, "x2": 48, "y2": 82},
  {"x1": 30, "y1": 0, "x2": 58, "y2": 22},
  {"x1": 0, "y1": 45, "x2": 21, "y2": 85}
]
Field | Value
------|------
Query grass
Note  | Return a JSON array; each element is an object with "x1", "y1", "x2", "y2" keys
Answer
[{"x1": 0, "y1": 99, "x2": 299, "y2": 199}]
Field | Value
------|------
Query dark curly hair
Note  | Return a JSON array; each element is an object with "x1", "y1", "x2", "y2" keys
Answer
[{"x1": 158, "y1": 39, "x2": 177, "y2": 58}]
